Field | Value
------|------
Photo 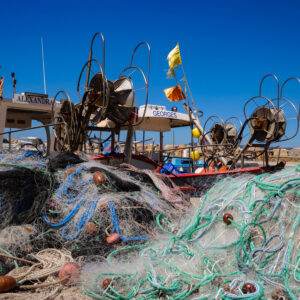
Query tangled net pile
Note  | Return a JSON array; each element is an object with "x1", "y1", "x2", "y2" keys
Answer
[
  {"x1": 81, "y1": 165, "x2": 300, "y2": 300},
  {"x1": 0, "y1": 150, "x2": 188, "y2": 298},
  {"x1": 0, "y1": 151, "x2": 299, "y2": 299}
]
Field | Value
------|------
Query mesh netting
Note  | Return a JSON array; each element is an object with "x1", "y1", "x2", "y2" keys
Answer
[{"x1": 0, "y1": 151, "x2": 299, "y2": 299}]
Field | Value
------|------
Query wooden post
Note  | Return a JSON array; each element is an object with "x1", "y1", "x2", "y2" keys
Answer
[
  {"x1": 124, "y1": 125, "x2": 134, "y2": 163},
  {"x1": 159, "y1": 131, "x2": 163, "y2": 163}
]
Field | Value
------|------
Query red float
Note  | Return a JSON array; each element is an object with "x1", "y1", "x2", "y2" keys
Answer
[
  {"x1": 59, "y1": 262, "x2": 80, "y2": 285},
  {"x1": 242, "y1": 282, "x2": 256, "y2": 294},
  {"x1": 93, "y1": 171, "x2": 106, "y2": 186},
  {"x1": 86, "y1": 222, "x2": 98, "y2": 235},
  {"x1": 102, "y1": 278, "x2": 112, "y2": 289},
  {"x1": 223, "y1": 213, "x2": 233, "y2": 225},
  {"x1": 106, "y1": 233, "x2": 120, "y2": 244}
]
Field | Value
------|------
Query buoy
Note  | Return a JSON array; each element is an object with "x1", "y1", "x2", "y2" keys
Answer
[
  {"x1": 208, "y1": 167, "x2": 215, "y2": 173},
  {"x1": 219, "y1": 165, "x2": 227, "y2": 172},
  {"x1": 0, "y1": 276, "x2": 16, "y2": 293},
  {"x1": 106, "y1": 233, "x2": 120, "y2": 244},
  {"x1": 86, "y1": 222, "x2": 98, "y2": 236},
  {"x1": 187, "y1": 284, "x2": 199, "y2": 294},
  {"x1": 93, "y1": 171, "x2": 106, "y2": 186},
  {"x1": 191, "y1": 151, "x2": 200, "y2": 161},
  {"x1": 102, "y1": 278, "x2": 112, "y2": 289},
  {"x1": 242, "y1": 282, "x2": 256, "y2": 294},
  {"x1": 65, "y1": 168, "x2": 76, "y2": 175},
  {"x1": 223, "y1": 213, "x2": 233, "y2": 225},
  {"x1": 59, "y1": 262, "x2": 80, "y2": 285},
  {"x1": 271, "y1": 287, "x2": 286, "y2": 299},
  {"x1": 192, "y1": 128, "x2": 201, "y2": 138}
]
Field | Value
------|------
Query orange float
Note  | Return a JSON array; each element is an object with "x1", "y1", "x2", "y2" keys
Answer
[
  {"x1": 219, "y1": 165, "x2": 227, "y2": 172},
  {"x1": 59, "y1": 262, "x2": 80, "y2": 285},
  {"x1": 0, "y1": 276, "x2": 16, "y2": 293},
  {"x1": 106, "y1": 233, "x2": 120, "y2": 244},
  {"x1": 93, "y1": 171, "x2": 106, "y2": 185}
]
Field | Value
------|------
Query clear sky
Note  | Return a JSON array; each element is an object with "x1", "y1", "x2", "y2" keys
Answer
[{"x1": 1, "y1": 0, "x2": 300, "y2": 147}]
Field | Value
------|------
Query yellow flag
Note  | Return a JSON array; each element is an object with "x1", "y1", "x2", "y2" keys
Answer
[
  {"x1": 164, "y1": 85, "x2": 186, "y2": 102},
  {"x1": 167, "y1": 43, "x2": 181, "y2": 77}
]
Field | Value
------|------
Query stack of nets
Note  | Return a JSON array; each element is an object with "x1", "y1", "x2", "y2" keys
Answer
[
  {"x1": 0, "y1": 151, "x2": 189, "y2": 298},
  {"x1": 0, "y1": 150, "x2": 299, "y2": 299},
  {"x1": 80, "y1": 165, "x2": 300, "y2": 299}
]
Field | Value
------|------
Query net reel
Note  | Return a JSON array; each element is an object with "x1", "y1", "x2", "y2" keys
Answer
[
  {"x1": 51, "y1": 90, "x2": 75, "y2": 151},
  {"x1": 200, "y1": 115, "x2": 241, "y2": 166},
  {"x1": 52, "y1": 33, "x2": 150, "y2": 152},
  {"x1": 200, "y1": 116, "x2": 225, "y2": 160},
  {"x1": 230, "y1": 74, "x2": 299, "y2": 168}
]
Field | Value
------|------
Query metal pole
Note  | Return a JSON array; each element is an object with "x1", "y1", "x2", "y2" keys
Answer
[
  {"x1": 143, "y1": 131, "x2": 145, "y2": 153},
  {"x1": 99, "y1": 131, "x2": 102, "y2": 154},
  {"x1": 41, "y1": 37, "x2": 47, "y2": 94},
  {"x1": 0, "y1": 122, "x2": 63, "y2": 136},
  {"x1": 173, "y1": 129, "x2": 175, "y2": 147},
  {"x1": 111, "y1": 130, "x2": 115, "y2": 154},
  {"x1": 8, "y1": 129, "x2": 11, "y2": 151}
]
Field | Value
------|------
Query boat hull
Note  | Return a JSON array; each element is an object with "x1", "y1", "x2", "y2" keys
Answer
[
  {"x1": 168, "y1": 164, "x2": 285, "y2": 196},
  {"x1": 89, "y1": 153, "x2": 157, "y2": 170}
]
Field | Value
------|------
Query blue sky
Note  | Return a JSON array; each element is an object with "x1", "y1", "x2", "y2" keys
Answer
[{"x1": 1, "y1": 0, "x2": 300, "y2": 147}]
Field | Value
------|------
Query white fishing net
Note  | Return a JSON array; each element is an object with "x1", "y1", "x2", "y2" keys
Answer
[{"x1": 0, "y1": 150, "x2": 299, "y2": 299}]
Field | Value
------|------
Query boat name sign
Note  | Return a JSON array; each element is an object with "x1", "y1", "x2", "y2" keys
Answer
[
  {"x1": 152, "y1": 110, "x2": 177, "y2": 119},
  {"x1": 13, "y1": 94, "x2": 54, "y2": 106}
]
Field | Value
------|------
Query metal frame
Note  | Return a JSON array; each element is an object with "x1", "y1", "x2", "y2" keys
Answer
[
  {"x1": 119, "y1": 41, "x2": 150, "y2": 127},
  {"x1": 85, "y1": 32, "x2": 105, "y2": 92},
  {"x1": 259, "y1": 73, "x2": 280, "y2": 108}
]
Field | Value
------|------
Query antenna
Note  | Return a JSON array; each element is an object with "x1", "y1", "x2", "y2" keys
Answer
[{"x1": 41, "y1": 37, "x2": 47, "y2": 94}]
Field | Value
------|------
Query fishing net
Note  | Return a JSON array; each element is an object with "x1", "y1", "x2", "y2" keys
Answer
[
  {"x1": 79, "y1": 165, "x2": 300, "y2": 300},
  {"x1": 0, "y1": 150, "x2": 299, "y2": 300},
  {"x1": 0, "y1": 151, "x2": 51, "y2": 229},
  {"x1": 0, "y1": 151, "x2": 189, "y2": 289}
]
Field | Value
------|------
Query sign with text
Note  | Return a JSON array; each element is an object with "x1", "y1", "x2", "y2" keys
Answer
[
  {"x1": 152, "y1": 110, "x2": 177, "y2": 119},
  {"x1": 13, "y1": 93, "x2": 54, "y2": 106}
]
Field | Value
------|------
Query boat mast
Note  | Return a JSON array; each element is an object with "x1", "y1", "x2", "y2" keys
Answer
[{"x1": 41, "y1": 37, "x2": 47, "y2": 94}]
